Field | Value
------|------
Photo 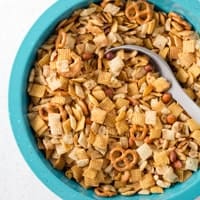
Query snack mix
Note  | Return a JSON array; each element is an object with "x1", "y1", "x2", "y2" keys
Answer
[{"x1": 27, "y1": 0, "x2": 200, "y2": 197}]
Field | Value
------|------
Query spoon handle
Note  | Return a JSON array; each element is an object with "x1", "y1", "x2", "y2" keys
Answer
[
  {"x1": 106, "y1": 45, "x2": 200, "y2": 124},
  {"x1": 169, "y1": 86, "x2": 200, "y2": 124}
]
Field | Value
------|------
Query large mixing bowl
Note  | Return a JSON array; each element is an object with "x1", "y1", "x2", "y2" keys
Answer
[{"x1": 9, "y1": 0, "x2": 200, "y2": 199}]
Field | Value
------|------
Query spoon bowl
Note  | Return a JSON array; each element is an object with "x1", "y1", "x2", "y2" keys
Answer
[{"x1": 106, "y1": 45, "x2": 200, "y2": 124}]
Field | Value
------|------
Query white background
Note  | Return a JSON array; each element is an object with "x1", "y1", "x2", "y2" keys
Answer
[{"x1": 0, "y1": 1, "x2": 59, "y2": 199}]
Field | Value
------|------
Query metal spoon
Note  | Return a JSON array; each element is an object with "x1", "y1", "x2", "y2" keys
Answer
[{"x1": 106, "y1": 45, "x2": 200, "y2": 124}]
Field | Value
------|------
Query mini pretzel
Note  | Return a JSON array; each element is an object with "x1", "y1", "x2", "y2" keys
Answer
[
  {"x1": 125, "y1": 1, "x2": 153, "y2": 25},
  {"x1": 55, "y1": 29, "x2": 66, "y2": 49},
  {"x1": 58, "y1": 50, "x2": 83, "y2": 78},
  {"x1": 39, "y1": 102, "x2": 66, "y2": 121},
  {"x1": 110, "y1": 147, "x2": 138, "y2": 172},
  {"x1": 129, "y1": 124, "x2": 148, "y2": 141},
  {"x1": 94, "y1": 186, "x2": 117, "y2": 197},
  {"x1": 168, "y1": 12, "x2": 191, "y2": 30}
]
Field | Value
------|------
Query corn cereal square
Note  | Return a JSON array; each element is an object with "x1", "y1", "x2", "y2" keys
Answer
[
  {"x1": 91, "y1": 107, "x2": 107, "y2": 124},
  {"x1": 183, "y1": 40, "x2": 196, "y2": 53}
]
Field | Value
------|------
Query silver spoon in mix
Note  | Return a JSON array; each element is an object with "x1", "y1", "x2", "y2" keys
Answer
[{"x1": 105, "y1": 45, "x2": 200, "y2": 124}]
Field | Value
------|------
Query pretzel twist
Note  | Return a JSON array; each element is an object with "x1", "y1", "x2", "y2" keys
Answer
[
  {"x1": 55, "y1": 29, "x2": 67, "y2": 49},
  {"x1": 57, "y1": 50, "x2": 83, "y2": 78},
  {"x1": 39, "y1": 102, "x2": 66, "y2": 121},
  {"x1": 110, "y1": 147, "x2": 138, "y2": 172},
  {"x1": 129, "y1": 124, "x2": 148, "y2": 141},
  {"x1": 125, "y1": 1, "x2": 153, "y2": 25}
]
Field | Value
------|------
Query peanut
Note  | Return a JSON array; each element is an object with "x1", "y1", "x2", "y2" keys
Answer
[
  {"x1": 105, "y1": 52, "x2": 115, "y2": 60},
  {"x1": 166, "y1": 114, "x2": 176, "y2": 124},
  {"x1": 173, "y1": 160, "x2": 183, "y2": 169},
  {"x1": 82, "y1": 52, "x2": 93, "y2": 60},
  {"x1": 104, "y1": 87, "x2": 114, "y2": 98},
  {"x1": 169, "y1": 150, "x2": 177, "y2": 162},
  {"x1": 144, "y1": 64, "x2": 153, "y2": 72},
  {"x1": 162, "y1": 93, "x2": 172, "y2": 104}
]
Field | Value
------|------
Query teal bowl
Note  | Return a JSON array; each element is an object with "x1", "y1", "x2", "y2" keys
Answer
[{"x1": 9, "y1": 0, "x2": 200, "y2": 199}]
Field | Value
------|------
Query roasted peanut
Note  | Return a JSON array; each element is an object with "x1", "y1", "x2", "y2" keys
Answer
[
  {"x1": 166, "y1": 114, "x2": 176, "y2": 124},
  {"x1": 82, "y1": 52, "x2": 93, "y2": 60},
  {"x1": 162, "y1": 93, "x2": 172, "y2": 104},
  {"x1": 173, "y1": 160, "x2": 183, "y2": 169},
  {"x1": 169, "y1": 150, "x2": 177, "y2": 163},
  {"x1": 144, "y1": 64, "x2": 153, "y2": 72},
  {"x1": 105, "y1": 52, "x2": 115, "y2": 60}
]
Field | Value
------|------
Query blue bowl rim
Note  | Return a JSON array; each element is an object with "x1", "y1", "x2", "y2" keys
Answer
[
  {"x1": 8, "y1": 0, "x2": 200, "y2": 200},
  {"x1": 8, "y1": 1, "x2": 92, "y2": 199}
]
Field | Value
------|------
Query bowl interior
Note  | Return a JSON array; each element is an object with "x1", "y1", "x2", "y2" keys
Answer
[{"x1": 9, "y1": 0, "x2": 200, "y2": 199}]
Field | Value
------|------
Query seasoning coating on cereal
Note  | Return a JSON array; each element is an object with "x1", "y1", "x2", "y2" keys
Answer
[{"x1": 27, "y1": 0, "x2": 200, "y2": 197}]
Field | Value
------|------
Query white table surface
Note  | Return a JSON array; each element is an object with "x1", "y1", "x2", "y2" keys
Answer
[
  {"x1": 0, "y1": 1, "x2": 59, "y2": 199},
  {"x1": 1, "y1": 1, "x2": 200, "y2": 200}
]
